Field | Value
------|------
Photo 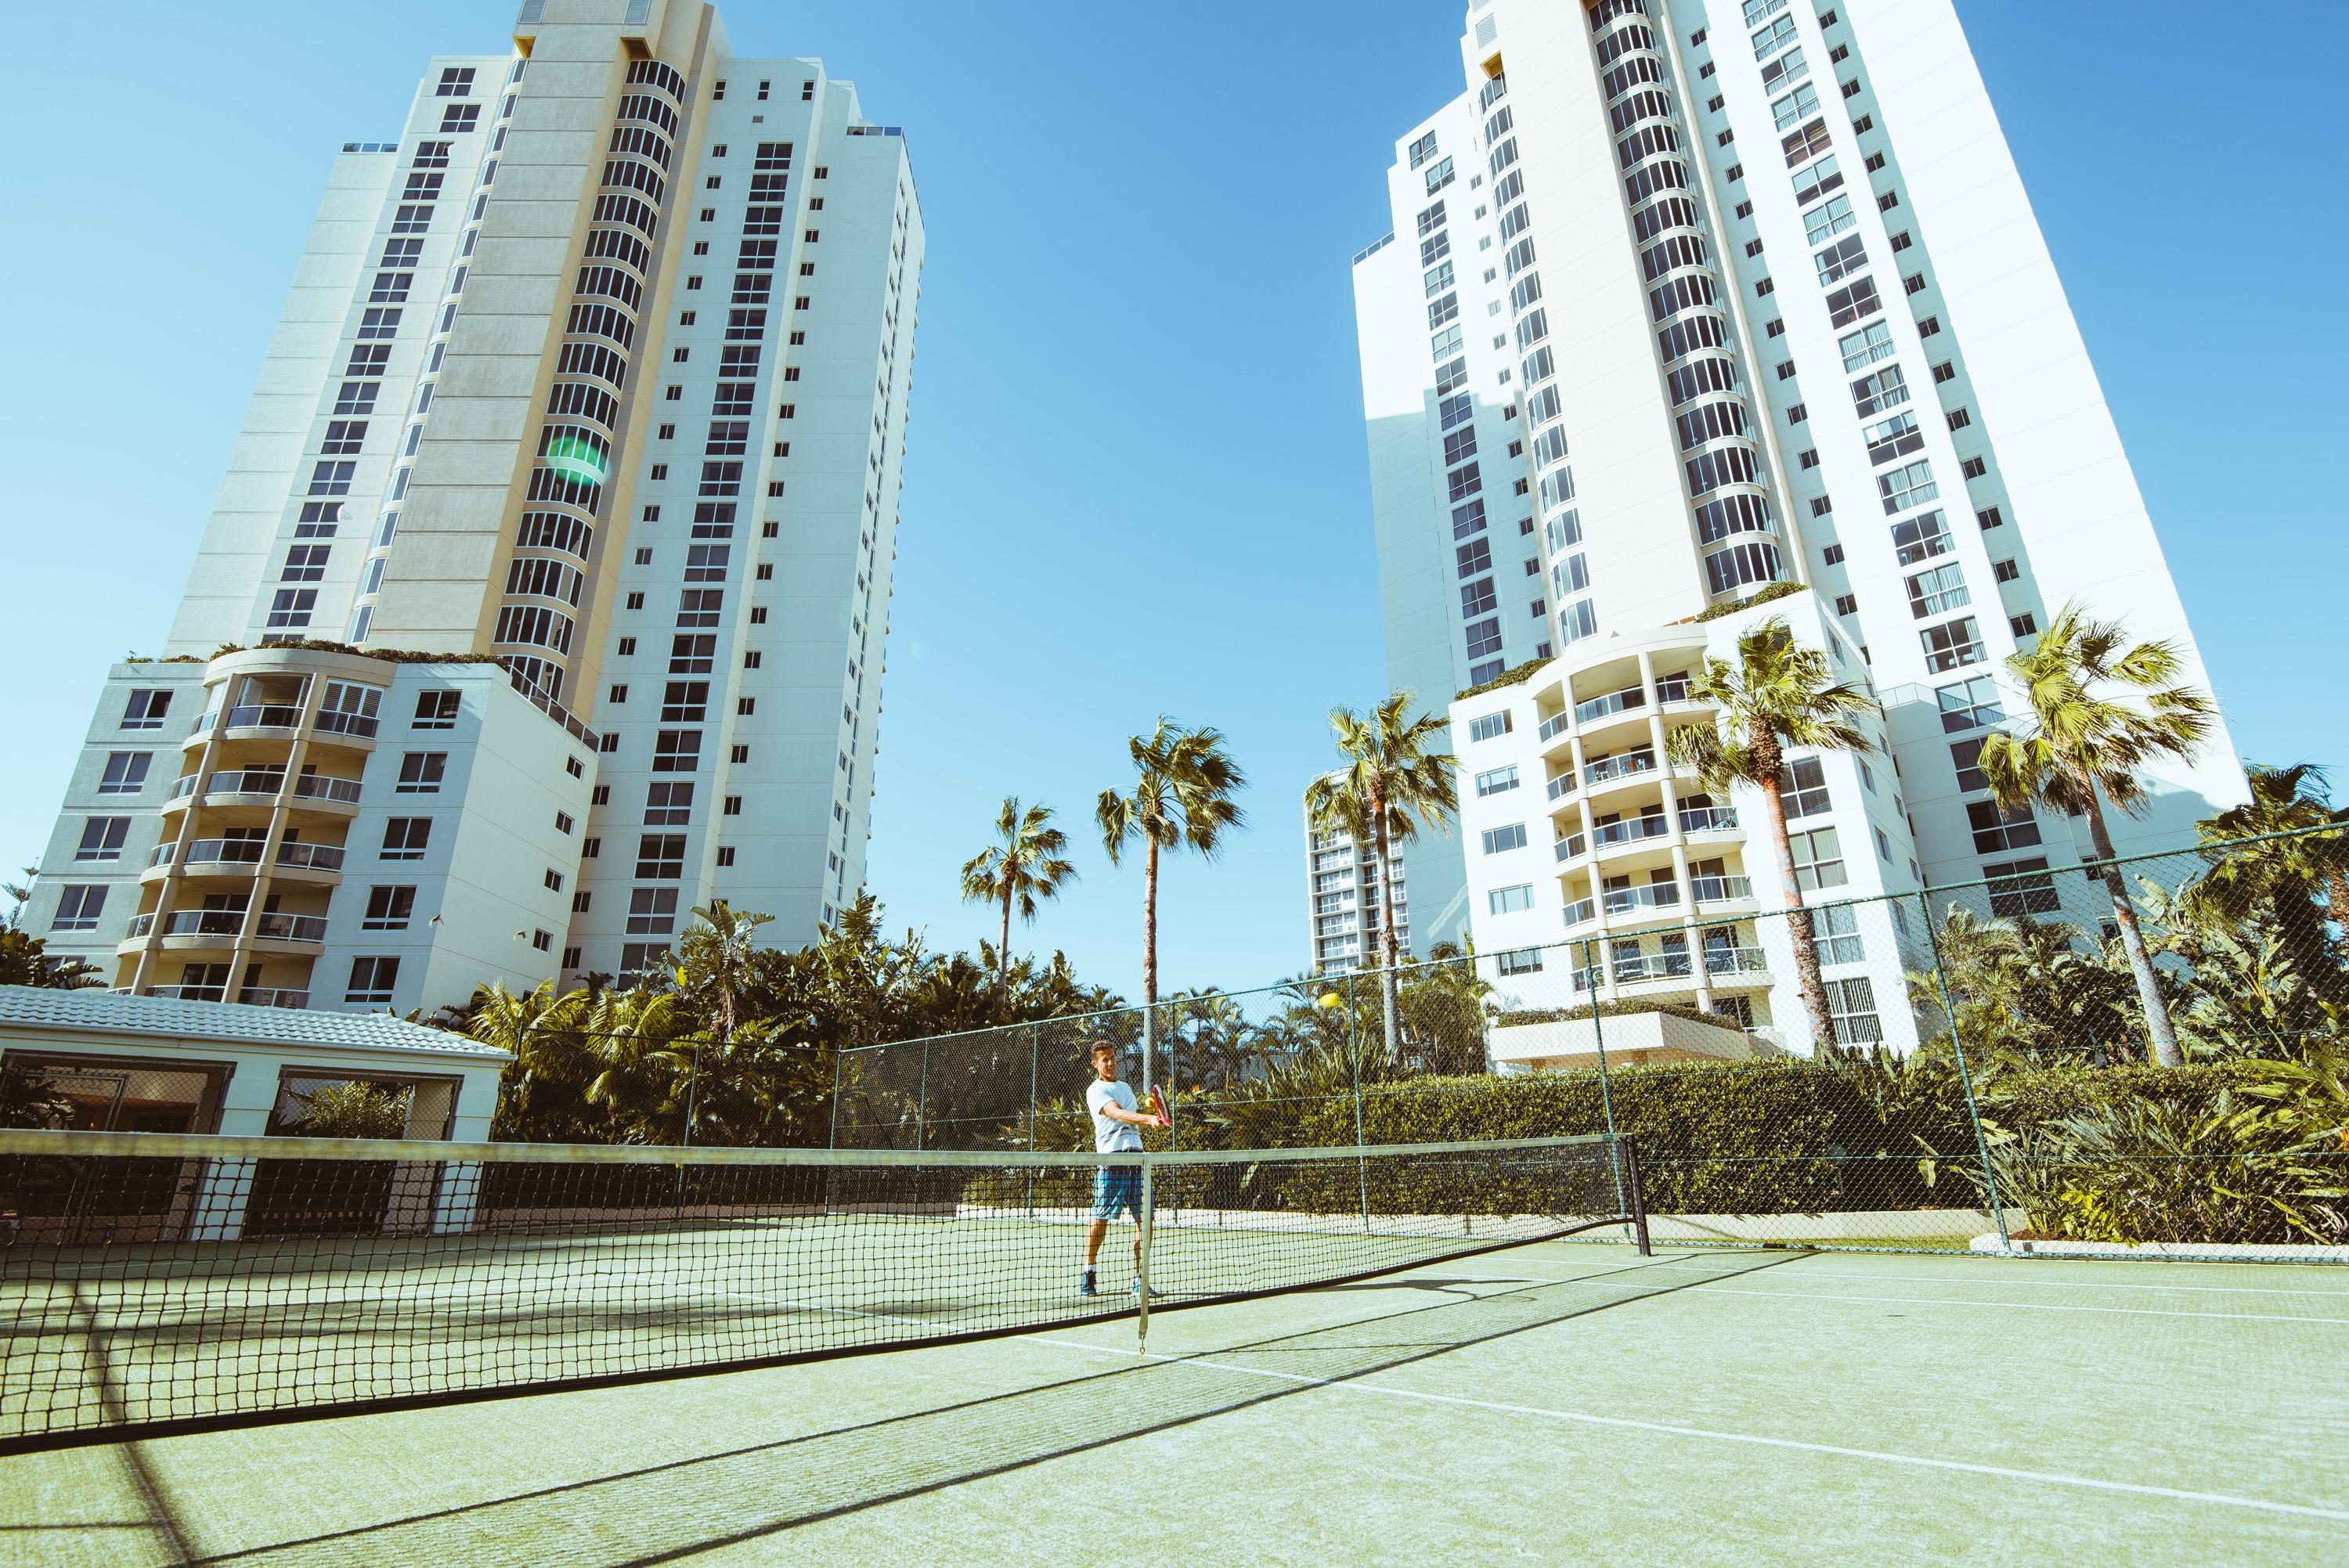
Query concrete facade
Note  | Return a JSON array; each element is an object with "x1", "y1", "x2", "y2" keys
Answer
[
  {"x1": 29, "y1": 0, "x2": 922, "y2": 1011},
  {"x1": 1358, "y1": 0, "x2": 2246, "y2": 1049}
]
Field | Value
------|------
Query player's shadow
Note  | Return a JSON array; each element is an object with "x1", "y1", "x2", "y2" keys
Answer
[{"x1": 179, "y1": 1249, "x2": 1803, "y2": 1568}]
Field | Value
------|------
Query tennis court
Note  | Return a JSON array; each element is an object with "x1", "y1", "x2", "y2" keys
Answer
[{"x1": 7, "y1": 1238, "x2": 2344, "y2": 1566}]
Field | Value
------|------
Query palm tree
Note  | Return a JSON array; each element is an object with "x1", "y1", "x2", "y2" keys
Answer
[
  {"x1": 1303, "y1": 693, "x2": 1458, "y2": 1062},
  {"x1": 2192, "y1": 762, "x2": 2349, "y2": 981},
  {"x1": 1977, "y1": 601, "x2": 2215, "y2": 1067},
  {"x1": 1096, "y1": 718, "x2": 1247, "y2": 1098},
  {"x1": 958, "y1": 797, "x2": 1078, "y2": 999},
  {"x1": 674, "y1": 901, "x2": 775, "y2": 1143},
  {"x1": 1666, "y1": 615, "x2": 1877, "y2": 1054}
]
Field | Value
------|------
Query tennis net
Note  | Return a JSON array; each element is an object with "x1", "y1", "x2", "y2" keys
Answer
[{"x1": 0, "y1": 1128, "x2": 1644, "y2": 1450}]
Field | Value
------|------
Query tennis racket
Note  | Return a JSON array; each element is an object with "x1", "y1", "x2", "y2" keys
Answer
[{"x1": 1153, "y1": 1083, "x2": 1174, "y2": 1129}]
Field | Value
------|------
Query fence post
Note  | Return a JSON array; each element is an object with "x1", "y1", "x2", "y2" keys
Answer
[
  {"x1": 1917, "y1": 892, "x2": 2009, "y2": 1250},
  {"x1": 1026, "y1": 1024, "x2": 1039, "y2": 1220},
  {"x1": 826, "y1": 1047, "x2": 843, "y2": 1151},
  {"x1": 1586, "y1": 939, "x2": 1618, "y2": 1141},
  {"x1": 915, "y1": 1039, "x2": 929, "y2": 1152},
  {"x1": 1349, "y1": 970, "x2": 1370, "y2": 1231}
]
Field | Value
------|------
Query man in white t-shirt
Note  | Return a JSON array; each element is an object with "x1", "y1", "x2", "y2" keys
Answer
[{"x1": 1081, "y1": 1040, "x2": 1165, "y2": 1298}]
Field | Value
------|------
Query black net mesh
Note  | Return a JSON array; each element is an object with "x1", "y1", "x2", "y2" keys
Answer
[{"x1": 0, "y1": 1130, "x2": 1636, "y2": 1450}]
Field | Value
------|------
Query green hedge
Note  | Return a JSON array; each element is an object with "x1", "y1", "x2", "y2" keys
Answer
[{"x1": 983, "y1": 1058, "x2": 2279, "y2": 1224}]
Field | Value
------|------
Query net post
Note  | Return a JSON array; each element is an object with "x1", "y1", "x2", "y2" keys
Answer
[
  {"x1": 826, "y1": 1047, "x2": 843, "y2": 1152},
  {"x1": 1136, "y1": 1156, "x2": 1154, "y2": 1355},
  {"x1": 1348, "y1": 971, "x2": 1370, "y2": 1231},
  {"x1": 915, "y1": 1038, "x2": 929, "y2": 1152},
  {"x1": 1917, "y1": 891, "x2": 2008, "y2": 1251},
  {"x1": 1621, "y1": 1134, "x2": 1651, "y2": 1256}
]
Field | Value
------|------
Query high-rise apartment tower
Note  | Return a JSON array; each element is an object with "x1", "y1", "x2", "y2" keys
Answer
[
  {"x1": 31, "y1": 0, "x2": 922, "y2": 1015},
  {"x1": 1302, "y1": 773, "x2": 1412, "y2": 975},
  {"x1": 1355, "y1": 0, "x2": 2245, "y2": 1054}
]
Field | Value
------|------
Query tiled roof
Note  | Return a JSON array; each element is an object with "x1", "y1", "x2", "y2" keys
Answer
[{"x1": 0, "y1": 987, "x2": 509, "y2": 1061}]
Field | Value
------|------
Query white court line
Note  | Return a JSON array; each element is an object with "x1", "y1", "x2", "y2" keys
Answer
[
  {"x1": 1039, "y1": 1337, "x2": 2349, "y2": 1525},
  {"x1": 1422, "y1": 1263, "x2": 2349, "y2": 1317},
  {"x1": 1668, "y1": 1284, "x2": 2349, "y2": 1327}
]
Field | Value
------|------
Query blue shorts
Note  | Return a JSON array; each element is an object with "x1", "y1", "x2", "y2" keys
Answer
[{"x1": 1092, "y1": 1166, "x2": 1143, "y2": 1221}]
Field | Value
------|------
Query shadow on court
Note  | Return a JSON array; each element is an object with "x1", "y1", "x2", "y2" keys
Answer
[{"x1": 162, "y1": 1249, "x2": 1798, "y2": 1567}]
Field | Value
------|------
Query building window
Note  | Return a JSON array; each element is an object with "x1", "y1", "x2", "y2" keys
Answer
[
  {"x1": 1480, "y1": 824, "x2": 1528, "y2": 854},
  {"x1": 1834, "y1": 593, "x2": 1858, "y2": 616},
  {"x1": 74, "y1": 818, "x2": 129, "y2": 861},
  {"x1": 1905, "y1": 563, "x2": 1971, "y2": 619},
  {"x1": 267, "y1": 589, "x2": 317, "y2": 629},
  {"x1": 363, "y1": 885, "x2": 417, "y2": 931},
  {"x1": 51, "y1": 885, "x2": 106, "y2": 931},
  {"x1": 1474, "y1": 766, "x2": 1521, "y2": 798},
  {"x1": 96, "y1": 752, "x2": 152, "y2": 795},
  {"x1": 636, "y1": 835, "x2": 687, "y2": 879},
  {"x1": 1825, "y1": 976, "x2": 1882, "y2": 1044},
  {"x1": 1950, "y1": 736, "x2": 1989, "y2": 792},
  {"x1": 1985, "y1": 858, "x2": 2060, "y2": 917},
  {"x1": 1921, "y1": 618, "x2": 1986, "y2": 673},
  {"x1": 395, "y1": 752, "x2": 447, "y2": 792},
  {"x1": 345, "y1": 956, "x2": 401, "y2": 1004},
  {"x1": 1968, "y1": 800, "x2": 2042, "y2": 856},
  {"x1": 1961, "y1": 456, "x2": 1989, "y2": 479},
  {"x1": 121, "y1": 690, "x2": 173, "y2": 730},
  {"x1": 2010, "y1": 612, "x2": 2040, "y2": 637},
  {"x1": 1495, "y1": 948, "x2": 1543, "y2": 976},
  {"x1": 1488, "y1": 884, "x2": 1534, "y2": 914},
  {"x1": 1937, "y1": 676, "x2": 2004, "y2": 734},
  {"x1": 1877, "y1": 460, "x2": 1937, "y2": 514},
  {"x1": 1777, "y1": 757, "x2": 1831, "y2": 819},
  {"x1": 1789, "y1": 827, "x2": 1846, "y2": 891},
  {"x1": 628, "y1": 887, "x2": 680, "y2": 934},
  {"x1": 1817, "y1": 903, "x2": 1865, "y2": 965},
  {"x1": 363, "y1": 816, "x2": 431, "y2": 867}
]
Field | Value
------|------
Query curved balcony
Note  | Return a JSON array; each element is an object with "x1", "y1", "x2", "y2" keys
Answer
[
  {"x1": 143, "y1": 838, "x2": 346, "y2": 885},
  {"x1": 171, "y1": 770, "x2": 364, "y2": 821},
  {"x1": 1678, "y1": 806, "x2": 1739, "y2": 837},
  {"x1": 1562, "y1": 897, "x2": 1598, "y2": 929},
  {"x1": 1601, "y1": 882, "x2": 1682, "y2": 918},
  {"x1": 140, "y1": 984, "x2": 312, "y2": 1009},
  {"x1": 121, "y1": 909, "x2": 329, "y2": 953},
  {"x1": 1592, "y1": 813, "x2": 1673, "y2": 856},
  {"x1": 1701, "y1": 945, "x2": 1772, "y2": 985},
  {"x1": 1582, "y1": 748, "x2": 1661, "y2": 802},
  {"x1": 1690, "y1": 874, "x2": 1756, "y2": 910}
]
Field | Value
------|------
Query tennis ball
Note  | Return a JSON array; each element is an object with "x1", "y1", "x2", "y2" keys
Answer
[{"x1": 1316, "y1": 993, "x2": 1343, "y2": 1010}]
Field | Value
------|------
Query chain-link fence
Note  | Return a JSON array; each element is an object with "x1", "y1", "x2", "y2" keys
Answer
[{"x1": 833, "y1": 824, "x2": 2349, "y2": 1259}]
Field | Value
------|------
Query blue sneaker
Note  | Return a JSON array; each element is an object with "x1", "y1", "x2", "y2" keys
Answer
[
  {"x1": 1079, "y1": 1271, "x2": 1097, "y2": 1297},
  {"x1": 1130, "y1": 1281, "x2": 1161, "y2": 1298}
]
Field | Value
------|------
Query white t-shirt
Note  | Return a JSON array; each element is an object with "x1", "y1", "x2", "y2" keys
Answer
[{"x1": 1086, "y1": 1079, "x2": 1145, "y2": 1154}]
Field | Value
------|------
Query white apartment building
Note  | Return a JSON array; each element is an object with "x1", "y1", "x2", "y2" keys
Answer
[
  {"x1": 30, "y1": 0, "x2": 922, "y2": 1015},
  {"x1": 1303, "y1": 773, "x2": 1411, "y2": 975},
  {"x1": 1362, "y1": 0, "x2": 2246, "y2": 1055}
]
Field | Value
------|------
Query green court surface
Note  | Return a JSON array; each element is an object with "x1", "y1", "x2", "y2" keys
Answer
[{"x1": 4, "y1": 1243, "x2": 2344, "y2": 1566}]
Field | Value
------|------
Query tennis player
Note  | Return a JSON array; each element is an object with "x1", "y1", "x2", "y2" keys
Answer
[{"x1": 1081, "y1": 1041, "x2": 1165, "y2": 1297}]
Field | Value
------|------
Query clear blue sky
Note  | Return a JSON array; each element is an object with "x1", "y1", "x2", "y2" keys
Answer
[{"x1": 2, "y1": 2, "x2": 2341, "y2": 1002}]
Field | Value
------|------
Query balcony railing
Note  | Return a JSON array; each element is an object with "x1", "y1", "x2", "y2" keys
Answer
[
  {"x1": 141, "y1": 984, "x2": 311, "y2": 1008},
  {"x1": 168, "y1": 773, "x2": 204, "y2": 799},
  {"x1": 1555, "y1": 833, "x2": 1586, "y2": 861},
  {"x1": 293, "y1": 774, "x2": 364, "y2": 805},
  {"x1": 1583, "y1": 749, "x2": 1658, "y2": 787},
  {"x1": 1678, "y1": 806, "x2": 1738, "y2": 834},
  {"x1": 1612, "y1": 950, "x2": 1696, "y2": 983},
  {"x1": 129, "y1": 910, "x2": 329, "y2": 943},
  {"x1": 222, "y1": 703, "x2": 305, "y2": 731},
  {"x1": 312, "y1": 708, "x2": 381, "y2": 739},
  {"x1": 1537, "y1": 712, "x2": 1571, "y2": 741},
  {"x1": 1561, "y1": 898, "x2": 1598, "y2": 928},
  {"x1": 1592, "y1": 814, "x2": 1672, "y2": 850},
  {"x1": 1575, "y1": 685, "x2": 1647, "y2": 725},
  {"x1": 1602, "y1": 882, "x2": 1682, "y2": 915},
  {"x1": 1655, "y1": 676, "x2": 1695, "y2": 705},
  {"x1": 1690, "y1": 874, "x2": 1756, "y2": 905},
  {"x1": 1703, "y1": 944, "x2": 1770, "y2": 975},
  {"x1": 1546, "y1": 773, "x2": 1575, "y2": 802},
  {"x1": 147, "y1": 838, "x2": 346, "y2": 873}
]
